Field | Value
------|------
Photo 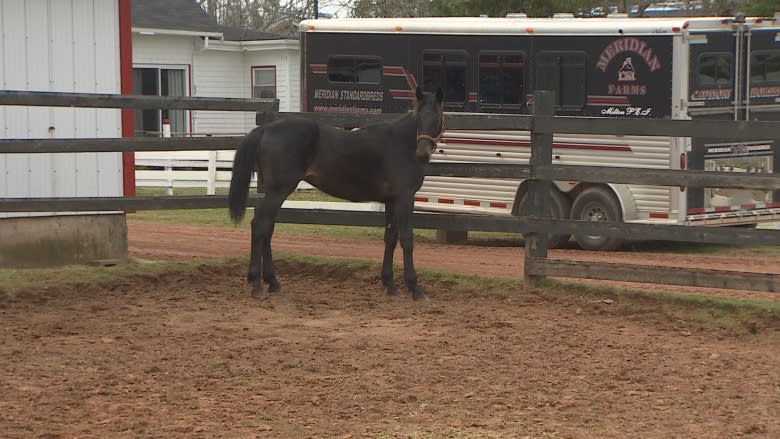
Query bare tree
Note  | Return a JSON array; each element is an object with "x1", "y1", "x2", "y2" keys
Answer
[
  {"x1": 351, "y1": 0, "x2": 433, "y2": 18},
  {"x1": 198, "y1": 0, "x2": 345, "y2": 36}
]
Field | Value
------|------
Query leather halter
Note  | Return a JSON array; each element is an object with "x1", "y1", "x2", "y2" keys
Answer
[{"x1": 416, "y1": 111, "x2": 445, "y2": 153}]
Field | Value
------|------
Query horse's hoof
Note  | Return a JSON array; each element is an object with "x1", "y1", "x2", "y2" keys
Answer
[
  {"x1": 385, "y1": 286, "x2": 401, "y2": 296},
  {"x1": 412, "y1": 292, "x2": 429, "y2": 301},
  {"x1": 251, "y1": 289, "x2": 269, "y2": 301},
  {"x1": 268, "y1": 284, "x2": 282, "y2": 294}
]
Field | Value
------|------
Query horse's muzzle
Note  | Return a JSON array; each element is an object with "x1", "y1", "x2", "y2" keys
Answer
[{"x1": 416, "y1": 135, "x2": 439, "y2": 161}]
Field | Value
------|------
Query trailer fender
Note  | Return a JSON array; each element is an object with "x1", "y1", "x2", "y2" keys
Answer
[
  {"x1": 606, "y1": 183, "x2": 639, "y2": 222},
  {"x1": 510, "y1": 180, "x2": 572, "y2": 216}
]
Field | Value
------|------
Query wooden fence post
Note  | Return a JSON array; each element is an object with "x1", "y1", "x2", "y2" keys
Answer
[{"x1": 523, "y1": 91, "x2": 555, "y2": 288}]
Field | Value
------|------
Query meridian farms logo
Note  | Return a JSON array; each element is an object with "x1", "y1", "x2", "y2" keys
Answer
[
  {"x1": 597, "y1": 38, "x2": 662, "y2": 73},
  {"x1": 597, "y1": 37, "x2": 661, "y2": 96}
]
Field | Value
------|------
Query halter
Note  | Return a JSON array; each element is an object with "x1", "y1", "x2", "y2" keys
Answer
[{"x1": 416, "y1": 111, "x2": 445, "y2": 153}]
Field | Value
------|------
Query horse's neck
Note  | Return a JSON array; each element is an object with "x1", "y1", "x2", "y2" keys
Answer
[{"x1": 393, "y1": 112, "x2": 418, "y2": 141}]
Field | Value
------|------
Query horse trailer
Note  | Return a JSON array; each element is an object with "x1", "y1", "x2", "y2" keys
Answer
[{"x1": 299, "y1": 14, "x2": 780, "y2": 250}]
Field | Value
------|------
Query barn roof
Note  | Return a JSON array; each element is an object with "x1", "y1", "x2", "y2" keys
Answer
[{"x1": 132, "y1": 0, "x2": 285, "y2": 41}]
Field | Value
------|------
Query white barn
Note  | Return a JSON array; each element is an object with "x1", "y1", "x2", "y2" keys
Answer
[{"x1": 0, "y1": 0, "x2": 130, "y2": 267}]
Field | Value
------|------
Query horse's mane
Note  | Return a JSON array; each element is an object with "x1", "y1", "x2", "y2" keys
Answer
[{"x1": 356, "y1": 110, "x2": 416, "y2": 132}]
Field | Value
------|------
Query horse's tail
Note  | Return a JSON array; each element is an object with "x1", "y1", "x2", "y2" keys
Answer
[{"x1": 228, "y1": 127, "x2": 262, "y2": 223}]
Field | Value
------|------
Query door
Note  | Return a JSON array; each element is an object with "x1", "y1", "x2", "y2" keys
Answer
[{"x1": 687, "y1": 21, "x2": 780, "y2": 214}]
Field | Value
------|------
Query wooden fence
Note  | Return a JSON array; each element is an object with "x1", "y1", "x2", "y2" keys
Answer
[{"x1": 1, "y1": 89, "x2": 779, "y2": 293}]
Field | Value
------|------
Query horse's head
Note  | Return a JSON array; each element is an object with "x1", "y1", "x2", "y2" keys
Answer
[{"x1": 414, "y1": 86, "x2": 444, "y2": 162}]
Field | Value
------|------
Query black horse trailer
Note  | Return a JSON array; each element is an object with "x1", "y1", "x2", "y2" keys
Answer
[{"x1": 299, "y1": 14, "x2": 780, "y2": 250}]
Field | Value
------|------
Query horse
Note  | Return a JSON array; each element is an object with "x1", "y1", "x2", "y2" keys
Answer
[{"x1": 228, "y1": 86, "x2": 444, "y2": 301}]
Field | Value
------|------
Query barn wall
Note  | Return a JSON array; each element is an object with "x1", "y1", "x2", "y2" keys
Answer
[
  {"x1": 0, "y1": 0, "x2": 124, "y2": 218},
  {"x1": 0, "y1": 0, "x2": 127, "y2": 267}
]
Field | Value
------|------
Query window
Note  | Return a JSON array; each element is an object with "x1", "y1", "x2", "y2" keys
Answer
[
  {"x1": 697, "y1": 53, "x2": 732, "y2": 86},
  {"x1": 751, "y1": 51, "x2": 780, "y2": 84},
  {"x1": 252, "y1": 67, "x2": 276, "y2": 99},
  {"x1": 133, "y1": 67, "x2": 187, "y2": 137},
  {"x1": 327, "y1": 56, "x2": 381, "y2": 83},
  {"x1": 479, "y1": 52, "x2": 525, "y2": 112},
  {"x1": 422, "y1": 51, "x2": 467, "y2": 109},
  {"x1": 535, "y1": 52, "x2": 586, "y2": 110}
]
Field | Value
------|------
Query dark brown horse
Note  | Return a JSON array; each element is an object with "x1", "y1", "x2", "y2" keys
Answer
[{"x1": 229, "y1": 86, "x2": 444, "y2": 301}]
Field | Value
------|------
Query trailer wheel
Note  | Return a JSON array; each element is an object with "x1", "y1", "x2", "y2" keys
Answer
[
  {"x1": 518, "y1": 189, "x2": 572, "y2": 249},
  {"x1": 570, "y1": 187, "x2": 624, "y2": 251}
]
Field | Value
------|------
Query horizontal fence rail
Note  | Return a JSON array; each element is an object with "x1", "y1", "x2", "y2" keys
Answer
[
  {"x1": 526, "y1": 258, "x2": 779, "y2": 292},
  {"x1": 1, "y1": 138, "x2": 777, "y2": 190},
  {"x1": 0, "y1": 90, "x2": 278, "y2": 112},
  {"x1": 2, "y1": 90, "x2": 778, "y2": 294},
  {"x1": 1, "y1": 197, "x2": 777, "y2": 247}
]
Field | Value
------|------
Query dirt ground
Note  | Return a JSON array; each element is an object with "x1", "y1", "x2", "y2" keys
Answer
[
  {"x1": 1, "y1": 222, "x2": 779, "y2": 438},
  {"x1": 127, "y1": 222, "x2": 780, "y2": 302}
]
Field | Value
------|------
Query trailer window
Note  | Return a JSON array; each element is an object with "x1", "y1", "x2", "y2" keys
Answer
[
  {"x1": 327, "y1": 56, "x2": 382, "y2": 84},
  {"x1": 535, "y1": 52, "x2": 586, "y2": 111},
  {"x1": 478, "y1": 52, "x2": 525, "y2": 112},
  {"x1": 697, "y1": 53, "x2": 732, "y2": 85},
  {"x1": 751, "y1": 51, "x2": 780, "y2": 84},
  {"x1": 422, "y1": 51, "x2": 467, "y2": 109}
]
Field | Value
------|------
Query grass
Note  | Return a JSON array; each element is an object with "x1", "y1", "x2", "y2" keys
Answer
[
  {"x1": 130, "y1": 187, "x2": 522, "y2": 243},
  {"x1": 131, "y1": 187, "x2": 780, "y2": 255}
]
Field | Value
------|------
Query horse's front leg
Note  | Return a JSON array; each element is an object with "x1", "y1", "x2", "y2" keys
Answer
[
  {"x1": 381, "y1": 202, "x2": 400, "y2": 296},
  {"x1": 395, "y1": 198, "x2": 427, "y2": 301},
  {"x1": 261, "y1": 220, "x2": 281, "y2": 294}
]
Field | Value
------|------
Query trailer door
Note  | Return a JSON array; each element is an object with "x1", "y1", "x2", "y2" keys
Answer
[{"x1": 687, "y1": 21, "x2": 780, "y2": 222}]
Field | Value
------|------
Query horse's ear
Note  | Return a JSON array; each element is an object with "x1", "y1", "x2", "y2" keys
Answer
[
  {"x1": 415, "y1": 86, "x2": 424, "y2": 102},
  {"x1": 435, "y1": 87, "x2": 444, "y2": 104}
]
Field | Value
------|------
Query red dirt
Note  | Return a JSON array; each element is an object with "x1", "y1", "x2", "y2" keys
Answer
[{"x1": 1, "y1": 221, "x2": 778, "y2": 438}]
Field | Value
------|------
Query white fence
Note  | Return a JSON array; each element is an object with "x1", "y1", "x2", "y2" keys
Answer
[{"x1": 135, "y1": 150, "x2": 314, "y2": 194}]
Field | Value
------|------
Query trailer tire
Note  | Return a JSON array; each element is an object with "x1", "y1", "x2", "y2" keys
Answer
[
  {"x1": 518, "y1": 189, "x2": 572, "y2": 249},
  {"x1": 570, "y1": 187, "x2": 624, "y2": 251}
]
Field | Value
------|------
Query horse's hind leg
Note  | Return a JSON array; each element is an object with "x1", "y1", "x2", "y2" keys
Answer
[
  {"x1": 249, "y1": 190, "x2": 287, "y2": 298},
  {"x1": 381, "y1": 201, "x2": 401, "y2": 296}
]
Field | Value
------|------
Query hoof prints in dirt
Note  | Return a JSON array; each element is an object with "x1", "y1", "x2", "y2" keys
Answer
[{"x1": 1, "y1": 260, "x2": 779, "y2": 438}]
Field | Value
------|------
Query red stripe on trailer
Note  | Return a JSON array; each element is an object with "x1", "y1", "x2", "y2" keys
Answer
[
  {"x1": 489, "y1": 202, "x2": 508, "y2": 208},
  {"x1": 310, "y1": 64, "x2": 327, "y2": 73},
  {"x1": 404, "y1": 68, "x2": 418, "y2": 89},
  {"x1": 588, "y1": 95, "x2": 631, "y2": 105},
  {"x1": 439, "y1": 198, "x2": 455, "y2": 204},
  {"x1": 464, "y1": 200, "x2": 481, "y2": 206},
  {"x1": 383, "y1": 66, "x2": 406, "y2": 75},
  {"x1": 391, "y1": 89, "x2": 415, "y2": 99},
  {"x1": 688, "y1": 201, "x2": 780, "y2": 215},
  {"x1": 415, "y1": 197, "x2": 429, "y2": 202},
  {"x1": 649, "y1": 212, "x2": 669, "y2": 219}
]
